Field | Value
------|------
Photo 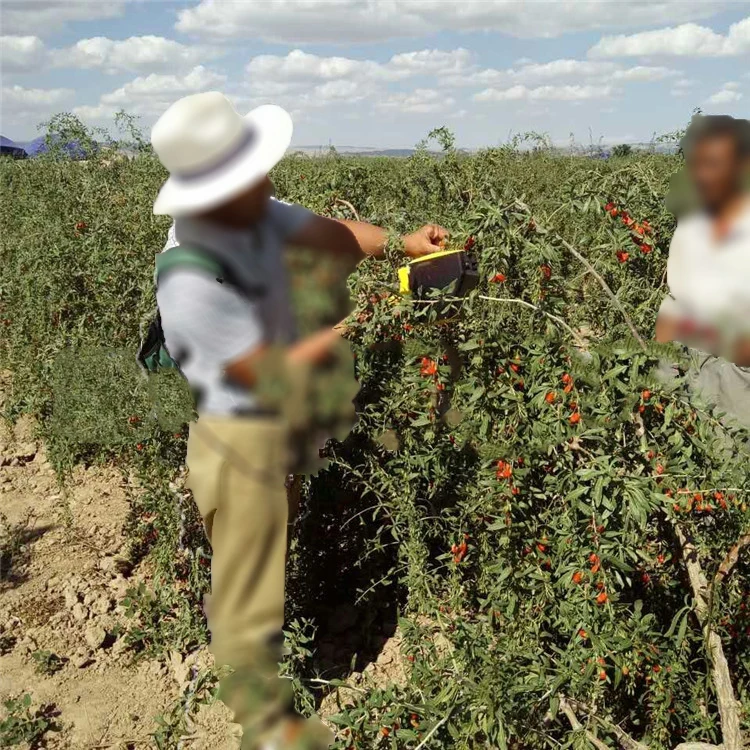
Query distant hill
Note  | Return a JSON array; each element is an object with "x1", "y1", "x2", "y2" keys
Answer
[{"x1": 289, "y1": 143, "x2": 678, "y2": 158}]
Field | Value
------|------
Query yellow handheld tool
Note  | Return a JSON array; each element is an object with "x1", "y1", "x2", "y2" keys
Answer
[
  {"x1": 399, "y1": 248, "x2": 479, "y2": 295},
  {"x1": 397, "y1": 248, "x2": 479, "y2": 321}
]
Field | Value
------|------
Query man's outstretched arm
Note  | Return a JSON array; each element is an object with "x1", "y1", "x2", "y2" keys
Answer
[{"x1": 287, "y1": 214, "x2": 449, "y2": 262}]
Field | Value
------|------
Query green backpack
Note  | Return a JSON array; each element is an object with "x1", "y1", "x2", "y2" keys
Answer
[{"x1": 137, "y1": 245, "x2": 260, "y2": 374}]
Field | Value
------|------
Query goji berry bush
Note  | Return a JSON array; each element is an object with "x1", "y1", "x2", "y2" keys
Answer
[{"x1": 1, "y1": 119, "x2": 748, "y2": 749}]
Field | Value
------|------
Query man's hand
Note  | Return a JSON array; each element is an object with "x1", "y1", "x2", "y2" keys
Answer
[
  {"x1": 288, "y1": 214, "x2": 449, "y2": 260},
  {"x1": 403, "y1": 225, "x2": 450, "y2": 258}
]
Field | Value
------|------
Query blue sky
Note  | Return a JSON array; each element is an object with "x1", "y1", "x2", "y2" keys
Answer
[{"x1": 1, "y1": 0, "x2": 748, "y2": 148}]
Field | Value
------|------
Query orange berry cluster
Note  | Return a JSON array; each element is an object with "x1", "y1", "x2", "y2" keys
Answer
[
  {"x1": 605, "y1": 201, "x2": 654, "y2": 260},
  {"x1": 451, "y1": 533, "x2": 470, "y2": 564}
]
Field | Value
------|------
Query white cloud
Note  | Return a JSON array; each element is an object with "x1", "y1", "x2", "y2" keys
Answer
[
  {"x1": 475, "y1": 84, "x2": 615, "y2": 102},
  {"x1": 239, "y1": 48, "x2": 676, "y2": 123},
  {"x1": 1, "y1": 84, "x2": 74, "y2": 119},
  {"x1": 377, "y1": 88, "x2": 455, "y2": 114},
  {"x1": 246, "y1": 48, "x2": 471, "y2": 88},
  {"x1": 312, "y1": 79, "x2": 369, "y2": 103},
  {"x1": 609, "y1": 65, "x2": 676, "y2": 82},
  {"x1": 707, "y1": 89, "x2": 744, "y2": 104},
  {"x1": 1, "y1": 0, "x2": 128, "y2": 35},
  {"x1": 387, "y1": 48, "x2": 473, "y2": 76},
  {"x1": 74, "y1": 66, "x2": 227, "y2": 122},
  {"x1": 102, "y1": 66, "x2": 225, "y2": 104},
  {"x1": 247, "y1": 49, "x2": 395, "y2": 84},
  {"x1": 0, "y1": 35, "x2": 48, "y2": 73},
  {"x1": 443, "y1": 58, "x2": 677, "y2": 88},
  {"x1": 1, "y1": 34, "x2": 219, "y2": 77},
  {"x1": 52, "y1": 36, "x2": 218, "y2": 74},
  {"x1": 244, "y1": 47, "x2": 474, "y2": 112},
  {"x1": 589, "y1": 17, "x2": 750, "y2": 58},
  {"x1": 176, "y1": 0, "x2": 731, "y2": 43},
  {"x1": 246, "y1": 50, "x2": 676, "y2": 105},
  {"x1": 707, "y1": 83, "x2": 744, "y2": 104}
]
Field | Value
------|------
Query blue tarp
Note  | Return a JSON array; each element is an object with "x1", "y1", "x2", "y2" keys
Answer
[
  {"x1": 23, "y1": 134, "x2": 92, "y2": 159},
  {"x1": 0, "y1": 135, "x2": 27, "y2": 159},
  {"x1": 1, "y1": 134, "x2": 93, "y2": 159}
]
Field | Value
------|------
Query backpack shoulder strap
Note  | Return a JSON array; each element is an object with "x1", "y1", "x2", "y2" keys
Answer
[
  {"x1": 155, "y1": 245, "x2": 224, "y2": 286},
  {"x1": 155, "y1": 244, "x2": 265, "y2": 299}
]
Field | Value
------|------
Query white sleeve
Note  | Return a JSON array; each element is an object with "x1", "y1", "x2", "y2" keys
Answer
[
  {"x1": 157, "y1": 271, "x2": 264, "y2": 365},
  {"x1": 267, "y1": 197, "x2": 316, "y2": 241}
]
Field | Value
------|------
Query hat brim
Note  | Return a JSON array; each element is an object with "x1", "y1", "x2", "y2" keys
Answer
[{"x1": 153, "y1": 104, "x2": 293, "y2": 217}]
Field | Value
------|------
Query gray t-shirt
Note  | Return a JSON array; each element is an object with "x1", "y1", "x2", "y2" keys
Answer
[{"x1": 156, "y1": 198, "x2": 315, "y2": 415}]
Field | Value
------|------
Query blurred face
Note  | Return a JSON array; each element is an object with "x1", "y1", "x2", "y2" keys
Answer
[
  {"x1": 199, "y1": 175, "x2": 274, "y2": 228},
  {"x1": 686, "y1": 135, "x2": 744, "y2": 212}
]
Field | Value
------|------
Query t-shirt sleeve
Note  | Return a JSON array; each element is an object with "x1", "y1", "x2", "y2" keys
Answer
[
  {"x1": 267, "y1": 197, "x2": 316, "y2": 241},
  {"x1": 157, "y1": 271, "x2": 264, "y2": 365}
]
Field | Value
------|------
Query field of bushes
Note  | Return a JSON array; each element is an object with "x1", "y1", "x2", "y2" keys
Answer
[{"x1": 1, "y1": 119, "x2": 749, "y2": 749}]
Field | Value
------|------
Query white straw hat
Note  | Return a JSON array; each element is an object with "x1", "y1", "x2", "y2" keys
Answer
[{"x1": 151, "y1": 92, "x2": 293, "y2": 216}]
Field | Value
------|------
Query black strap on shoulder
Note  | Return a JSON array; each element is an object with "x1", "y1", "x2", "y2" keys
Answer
[{"x1": 155, "y1": 244, "x2": 266, "y2": 299}]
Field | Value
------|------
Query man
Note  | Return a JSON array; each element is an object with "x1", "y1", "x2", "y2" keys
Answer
[
  {"x1": 655, "y1": 115, "x2": 750, "y2": 427},
  {"x1": 150, "y1": 92, "x2": 448, "y2": 749}
]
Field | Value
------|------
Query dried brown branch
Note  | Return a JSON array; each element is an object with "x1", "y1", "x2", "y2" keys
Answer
[
  {"x1": 566, "y1": 698, "x2": 648, "y2": 750},
  {"x1": 334, "y1": 198, "x2": 361, "y2": 222},
  {"x1": 558, "y1": 695, "x2": 611, "y2": 750},
  {"x1": 566, "y1": 698, "x2": 729, "y2": 750},
  {"x1": 714, "y1": 533, "x2": 750, "y2": 586},
  {"x1": 557, "y1": 236, "x2": 649, "y2": 351},
  {"x1": 674, "y1": 523, "x2": 743, "y2": 750},
  {"x1": 604, "y1": 723, "x2": 650, "y2": 750}
]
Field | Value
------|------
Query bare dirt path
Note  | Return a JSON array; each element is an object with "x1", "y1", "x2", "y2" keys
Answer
[
  {"x1": 0, "y1": 372, "x2": 238, "y2": 749},
  {"x1": 0, "y1": 375, "x2": 406, "y2": 749}
]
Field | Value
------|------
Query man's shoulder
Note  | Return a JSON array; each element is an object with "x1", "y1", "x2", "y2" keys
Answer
[
  {"x1": 671, "y1": 212, "x2": 707, "y2": 252},
  {"x1": 265, "y1": 196, "x2": 316, "y2": 238},
  {"x1": 674, "y1": 211, "x2": 707, "y2": 233}
]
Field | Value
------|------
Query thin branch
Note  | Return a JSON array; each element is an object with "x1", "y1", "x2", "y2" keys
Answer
[
  {"x1": 478, "y1": 295, "x2": 587, "y2": 349},
  {"x1": 566, "y1": 698, "x2": 648, "y2": 750},
  {"x1": 556, "y1": 236, "x2": 648, "y2": 351},
  {"x1": 414, "y1": 715, "x2": 450, "y2": 750},
  {"x1": 558, "y1": 695, "x2": 610, "y2": 750},
  {"x1": 673, "y1": 523, "x2": 743, "y2": 750},
  {"x1": 308, "y1": 678, "x2": 368, "y2": 694},
  {"x1": 672, "y1": 744, "x2": 723, "y2": 750},
  {"x1": 334, "y1": 198, "x2": 361, "y2": 222},
  {"x1": 607, "y1": 725, "x2": 650, "y2": 750},
  {"x1": 714, "y1": 533, "x2": 750, "y2": 586}
]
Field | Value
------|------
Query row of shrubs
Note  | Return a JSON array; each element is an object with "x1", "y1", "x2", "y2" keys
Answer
[{"x1": 1, "y1": 117, "x2": 748, "y2": 748}]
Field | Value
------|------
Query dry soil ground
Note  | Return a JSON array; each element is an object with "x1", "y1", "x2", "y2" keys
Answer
[{"x1": 0, "y1": 374, "x2": 407, "y2": 749}]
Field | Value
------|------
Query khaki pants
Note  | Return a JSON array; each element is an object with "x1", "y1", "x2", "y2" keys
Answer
[{"x1": 185, "y1": 415, "x2": 332, "y2": 750}]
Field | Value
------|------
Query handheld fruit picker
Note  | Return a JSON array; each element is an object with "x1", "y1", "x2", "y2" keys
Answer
[
  {"x1": 397, "y1": 247, "x2": 478, "y2": 423},
  {"x1": 398, "y1": 248, "x2": 480, "y2": 323}
]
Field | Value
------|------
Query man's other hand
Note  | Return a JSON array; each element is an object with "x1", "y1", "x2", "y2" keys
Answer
[{"x1": 403, "y1": 225, "x2": 449, "y2": 258}]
